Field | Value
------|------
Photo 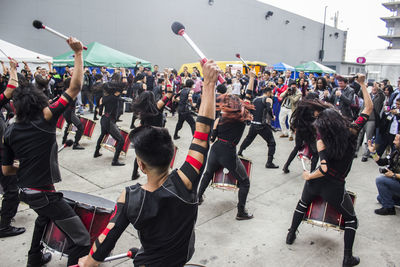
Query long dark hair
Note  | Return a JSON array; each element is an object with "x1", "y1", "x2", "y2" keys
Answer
[
  {"x1": 314, "y1": 108, "x2": 352, "y2": 160},
  {"x1": 316, "y1": 77, "x2": 328, "y2": 91},
  {"x1": 13, "y1": 83, "x2": 49, "y2": 123},
  {"x1": 290, "y1": 99, "x2": 332, "y2": 146},
  {"x1": 217, "y1": 94, "x2": 254, "y2": 124},
  {"x1": 132, "y1": 91, "x2": 159, "y2": 122}
]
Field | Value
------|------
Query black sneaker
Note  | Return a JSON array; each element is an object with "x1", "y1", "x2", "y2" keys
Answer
[
  {"x1": 27, "y1": 252, "x2": 52, "y2": 267},
  {"x1": 112, "y1": 160, "x2": 125, "y2": 166},
  {"x1": 173, "y1": 135, "x2": 180, "y2": 140},
  {"x1": 361, "y1": 156, "x2": 368, "y2": 162},
  {"x1": 238, "y1": 150, "x2": 243, "y2": 157},
  {"x1": 283, "y1": 167, "x2": 290, "y2": 174},
  {"x1": 132, "y1": 172, "x2": 140, "y2": 180},
  {"x1": 286, "y1": 228, "x2": 297, "y2": 245},
  {"x1": 72, "y1": 143, "x2": 85, "y2": 150},
  {"x1": 265, "y1": 162, "x2": 279, "y2": 169},
  {"x1": 94, "y1": 151, "x2": 102, "y2": 158},
  {"x1": 93, "y1": 117, "x2": 99, "y2": 121},
  {"x1": 0, "y1": 226, "x2": 26, "y2": 238},
  {"x1": 236, "y1": 208, "x2": 254, "y2": 220},
  {"x1": 342, "y1": 255, "x2": 360, "y2": 267},
  {"x1": 198, "y1": 196, "x2": 204, "y2": 205},
  {"x1": 374, "y1": 207, "x2": 396, "y2": 215}
]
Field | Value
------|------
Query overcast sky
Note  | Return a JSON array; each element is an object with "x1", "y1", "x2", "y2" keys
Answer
[{"x1": 259, "y1": 0, "x2": 390, "y2": 62}]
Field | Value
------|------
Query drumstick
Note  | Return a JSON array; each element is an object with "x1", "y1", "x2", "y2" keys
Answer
[
  {"x1": 301, "y1": 157, "x2": 308, "y2": 171},
  {"x1": 32, "y1": 20, "x2": 88, "y2": 50},
  {"x1": 58, "y1": 139, "x2": 74, "y2": 153},
  {"x1": 235, "y1": 53, "x2": 251, "y2": 70},
  {"x1": 0, "y1": 47, "x2": 19, "y2": 67},
  {"x1": 68, "y1": 248, "x2": 137, "y2": 266},
  {"x1": 171, "y1": 21, "x2": 225, "y2": 84}
]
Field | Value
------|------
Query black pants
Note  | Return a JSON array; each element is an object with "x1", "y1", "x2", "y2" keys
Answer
[
  {"x1": 96, "y1": 116, "x2": 124, "y2": 162},
  {"x1": 19, "y1": 191, "x2": 90, "y2": 265},
  {"x1": 0, "y1": 174, "x2": 19, "y2": 228},
  {"x1": 93, "y1": 93, "x2": 102, "y2": 119},
  {"x1": 63, "y1": 110, "x2": 84, "y2": 145},
  {"x1": 289, "y1": 179, "x2": 358, "y2": 254},
  {"x1": 284, "y1": 135, "x2": 318, "y2": 171},
  {"x1": 198, "y1": 141, "x2": 250, "y2": 209},
  {"x1": 81, "y1": 90, "x2": 93, "y2": 111},
  {"x1": 377, "y1": 132, "x2": 395, "y2": 157},
  {"x1": 174, "y1": 112, "x2": 195, "y2": 136},
  {"x1": 239, "y1": 124, "x2": 276, "y2": 162}
]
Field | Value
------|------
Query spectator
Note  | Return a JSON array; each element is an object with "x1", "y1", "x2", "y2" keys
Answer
[
  {"x1": 368, "y1": 135, "x2": 400, "y2": 215},
  {"x1": 279, "y1": 81, "x2": 301, "y2": 141},
  {"x1": 358, "y1": 82, "x2": 385, "y2": 161},
  {"x1": 325, "y1": 75, "x2": 355, "y2": 119}
]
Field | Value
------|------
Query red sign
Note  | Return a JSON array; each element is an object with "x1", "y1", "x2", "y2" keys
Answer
[{"x1": 356, "y1": 57, "x2": 366, "y2": 64}]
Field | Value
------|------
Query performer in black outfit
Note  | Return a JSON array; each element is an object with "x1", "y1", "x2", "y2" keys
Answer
[
  {"x1": 92, "y1": 74, "x2": 104, "y2": 121},
  {"x1": 173, "y1": 79, "x2": 196, "y2": 140},
  {"x1": 0, "y1": 62, "x2": 25, "y2": 238},
  {"x1": 238, "y1": 78, "x2": 279, "y2": 169},
  {"x1": 2, "y1": 38, "x2": 91, "y2": 267},
  {"x1": 93, "y1": 70, "x2": 127, "y2": 166},
  {"x1": 61, "y1": 77, "x2": 85, "y2": 150},
  {"x1": 197, "y1": 92, "x2": 255, "y2": 220},
  {"x1": 77, "y1": 60, "x2": 218, "y2": 267},
  {"x1": 131, "y1": 75, "x2": 173, "y2": 180},
  {"x1": 282, "y1": 95, "x2": 322, "y2": 173},
  {"x1": 286, "y1": 74, "x2": 372, "y2": 267},
  {"x1": 129, "y1": 73, "x2": 147, "y2": 129}
]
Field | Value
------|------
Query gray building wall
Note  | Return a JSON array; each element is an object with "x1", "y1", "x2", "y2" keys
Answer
[{"x1": 0, "y1": 0, "x2": 345, "y2": 69}]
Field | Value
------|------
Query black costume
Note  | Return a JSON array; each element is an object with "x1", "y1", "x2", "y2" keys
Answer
[
  {"x1": 2, "y1": 96, "x2": 90, "y2": 266},
  {"x1": 132, "y1": 104, "x2": 166, "y2": 179},
  {"x1": 287, "y1": 114, "x2": 369, "y2": 264},
  {"x1": 130, "y1": 82, "x2": 146, "y2": 129},
  {"x1": 198, "y1": 119, "x2": 252, "y2": 217},
  {"x1": 89, "y1": 116, "x2": 213, "y2": 266},
  {"x1": 174, "y1": 87, "x2": 195, "y2": 139},
  {"x1": 94, "y1": 94, "x2": 125, "y2": 165},
  {"x1": 238, "y1": 96, "x2": 278, "y2": 168},
  {"x1": 62, "y1": 98, "x2": 84, "y2": 148},
  {"x1": 92, "y1": 81, "x2": 103, "y2": 120},
  {"x1": 0, "y1": 93, "x2": 24, "y2": 237}
]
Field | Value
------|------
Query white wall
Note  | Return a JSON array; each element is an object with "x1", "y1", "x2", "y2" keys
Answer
[{"x1": 0, "y1": 0, "x2": 346, "y2": 69}]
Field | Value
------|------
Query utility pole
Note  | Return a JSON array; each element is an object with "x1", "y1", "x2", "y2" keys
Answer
[{"x1": 319, "y1": 6, "x2": 328, "y2": 62}]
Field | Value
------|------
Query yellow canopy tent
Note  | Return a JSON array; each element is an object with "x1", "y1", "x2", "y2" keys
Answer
[{"x1": 178, "y1": 61, "x2": 267, "y2": 76}]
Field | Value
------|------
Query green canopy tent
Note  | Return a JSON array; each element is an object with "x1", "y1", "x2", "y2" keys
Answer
[
  {"x1": 295, "y1": 61, "x2": 336, "y2": 74},
  {"x1": 53, "y1": 42, "x2": 151, "y2": 68}
]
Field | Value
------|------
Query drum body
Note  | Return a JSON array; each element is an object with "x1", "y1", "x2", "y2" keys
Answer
[
  {"x1": 56, "y1": 114, "x2": 65, "y2": 130},
  {"x1": 68, "y1": 117, "x2": 96, "y2": 138},
  {"x1": 211, "y1": 156, "x2": 252, "y2": 190},
  {"x1": 303, "y1": 191, "x2": 356, "y2": 231},
  {"x1": 101, "y1": 129, "x2": 130, "y2": 155},
  {"x1": 41, "y1": 190, "x2": 115, "y2": 256}
]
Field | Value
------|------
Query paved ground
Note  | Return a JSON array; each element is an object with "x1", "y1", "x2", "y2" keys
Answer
[{"x1": 0, "y1": 110, "x2": 399, "y2": 267}]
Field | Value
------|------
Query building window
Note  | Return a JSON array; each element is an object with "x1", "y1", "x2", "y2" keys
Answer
[{"x1": 388, "y1": 27, "x2": 395, "y2": 36}]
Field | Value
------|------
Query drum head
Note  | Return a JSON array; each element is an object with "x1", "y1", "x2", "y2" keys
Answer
[{"x1": 60, "y1": 190, "x2": 115, "y2": 212}]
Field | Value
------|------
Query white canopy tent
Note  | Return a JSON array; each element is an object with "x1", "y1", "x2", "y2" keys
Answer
[{"x1": 0, "y1": 39, "x2": 53, "y2": 73}]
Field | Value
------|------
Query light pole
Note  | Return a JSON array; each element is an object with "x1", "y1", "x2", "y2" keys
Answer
[{"x1": 319, "y1": 6, "x2": 328, "y2": 62}]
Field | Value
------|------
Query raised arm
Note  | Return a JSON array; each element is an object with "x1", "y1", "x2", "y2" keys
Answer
[
  {"x1": 43, "y1": 37, "x2": 83, "y2": 121},
  {"x1": 177, "y1": 60, "x2": 218, "y2": 190},
  {"x1": 358, "y1": 74, "x2": 372, "y2": 116},
  {"x1": 1, "y1": 59, "x2": 18, "y2": 101},
  {"x1": 156, "y1": 72, "x2": 174, "y2": 110},
  {"x1": 244, "y1": 70, "x2": 256, "y2": 102}
]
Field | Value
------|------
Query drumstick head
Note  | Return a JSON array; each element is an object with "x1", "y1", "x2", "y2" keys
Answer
[
  {"x1": 33, "y1": 20, "x2": 44, "y2": 29},
  {"x1": 223, "y1": 168, "x2": 229, "y2": 174},
  {"x1": 235, "y1": 53, "x2": 241, "y2": 58},
  {"x1": 171, "y1": 21, "x2": 185, "y2": 35}
]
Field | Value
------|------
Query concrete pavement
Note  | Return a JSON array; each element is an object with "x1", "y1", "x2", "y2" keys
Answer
[{"x1": 0, "y1": 110, "x2": 399, "y2": 267}]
